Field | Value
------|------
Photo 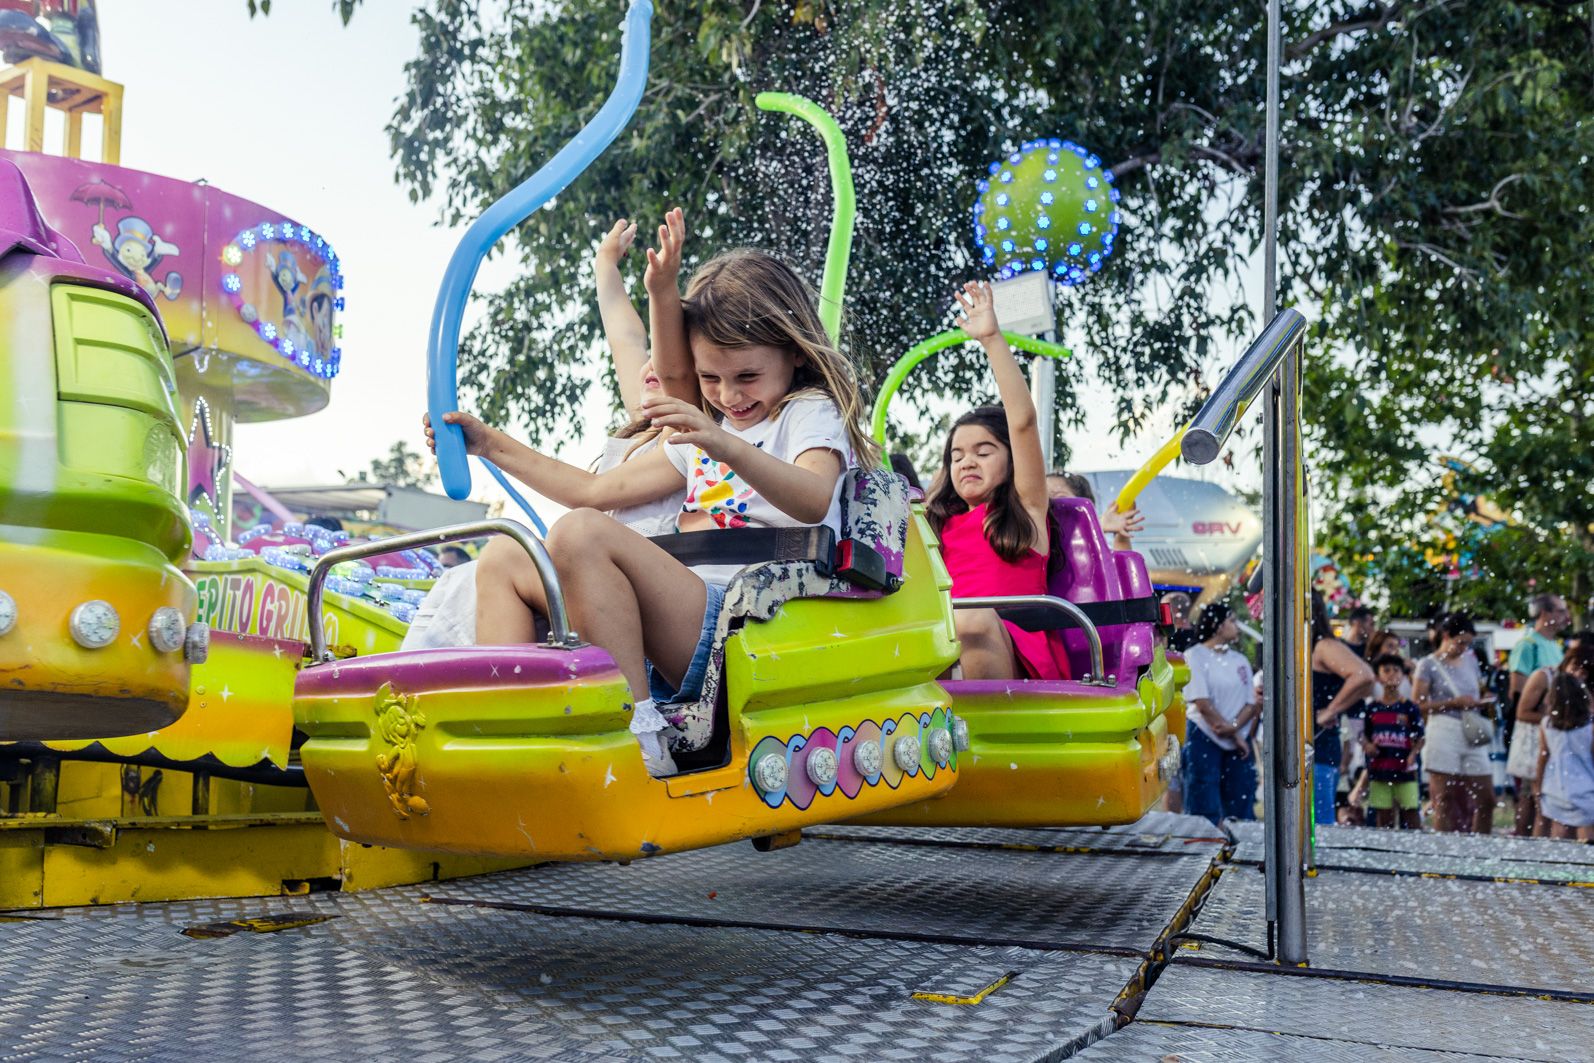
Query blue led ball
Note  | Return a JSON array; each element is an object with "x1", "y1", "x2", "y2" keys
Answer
[{"x1": 972, "y1": 138, "x2": 1123, "y2": 287}]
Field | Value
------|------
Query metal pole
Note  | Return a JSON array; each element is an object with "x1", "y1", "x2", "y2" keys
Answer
[
  {"x1": 1261, "y1": 0, "x2": 1309, "y2": 966},
  {"x1": 1032, "y1": 344, "x2": 1057, "y2": 471}
]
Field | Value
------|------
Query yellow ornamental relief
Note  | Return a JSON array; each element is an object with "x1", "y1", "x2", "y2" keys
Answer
[{"x1": 372, "y1": 682, "x2": 431, "y2": 819}]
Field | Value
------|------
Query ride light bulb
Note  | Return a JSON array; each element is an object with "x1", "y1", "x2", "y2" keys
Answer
[
  {"x1": 928, "y1": 729, "x2": 953, "y2": 767},
  {"x1": 185, "y1": 622, "x2": 210, "y2": 664},
  {"x1": 893, "y1": 735, "x2": 921, "y2": 772},
  {"x1": 752, "y1": 752, "x2": 788, "y2": 795},
  {"x1": 952, "y1": 716, "x2": 971, "y2": 752},
  {"x1": 853, "y1": 739, "x2": 883, "y2": 778},
  {"x1": 147, "y1": 607, "x2": 186, "y2": 653},
  {"x1": 69, "y1": 600, "x2": 120, "y2": 649},
  {"x1": 806, "y1": 747, "x2": 839, "y2": 788},
  {"x1": 0, "y1": 590, "x2": 15, "y2": 636}
]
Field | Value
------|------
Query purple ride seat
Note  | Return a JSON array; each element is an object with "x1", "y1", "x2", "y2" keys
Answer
[{"x1": 1046, "y1": 497, "x2": 1154, "y2": 680}]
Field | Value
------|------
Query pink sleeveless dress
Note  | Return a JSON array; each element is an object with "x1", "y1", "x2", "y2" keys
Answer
[{"x1": 940, "y1": 505, "x2": 1072, "y2": 680}]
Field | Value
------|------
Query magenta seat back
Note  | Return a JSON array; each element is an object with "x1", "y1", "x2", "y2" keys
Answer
[{"x1": 1047, "y1": 497, "x2": 1153, "y2": 678}]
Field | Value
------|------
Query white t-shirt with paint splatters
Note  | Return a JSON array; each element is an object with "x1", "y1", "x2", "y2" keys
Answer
[{"x1": 665, "y1": 394, "x2": 853, "y2": 585}]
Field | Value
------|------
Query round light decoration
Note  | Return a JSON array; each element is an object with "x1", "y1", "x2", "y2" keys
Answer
[
  {"x1": 216, "y1": 220, "x2": 346, "y2": 381},
  {"x1": 972, "y1": 138, "x2": 1122, "y2": 287}
]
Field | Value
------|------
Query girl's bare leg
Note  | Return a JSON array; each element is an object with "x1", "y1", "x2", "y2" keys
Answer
[
  {"x1": 1470, "y1": 777, "x2": 1495, "y2": 835},
  {"x1": 1429, "y1": 772, "x2": 1458, "y2": 832},
  {"x1": 954, "y1": 608, "x2": 1019, "y2": 680},
  {"x1": 545, "y1": 508, "x2": 709, "y2": 699},
  {"x1": 475, "y1": 536, "x2": 550, "y2": 644},
  {"x1": 1512, "y1": 778, "x2": 1537, "y2": 836}
]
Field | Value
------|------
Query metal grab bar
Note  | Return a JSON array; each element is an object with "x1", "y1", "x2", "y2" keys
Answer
[
  {"x1": 1182, "y1": 308, "x2": 1307, "y2": 465},
  {"x1": 304, "y1": 519, "x2": 577, "y2": 664},
  {"x1": 952, "y1": 594, "x2": 1110, "y2": 686}
]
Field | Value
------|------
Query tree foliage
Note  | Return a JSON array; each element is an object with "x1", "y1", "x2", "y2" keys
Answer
[
  {"x1": 385, "y1": 0, "x2": 1593, "y2": 616},
  {"x1": 359, "y1": 440, "x2": 435, "y2": 489}
]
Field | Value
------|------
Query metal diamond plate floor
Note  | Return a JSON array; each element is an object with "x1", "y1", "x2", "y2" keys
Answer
[
  {"x1": 1070, "y1": 1023, "x2": 1505, "y2": 1061},
  {"x1": 8, "y1": 814, "x2": 1594, "y2": 1061},
  {"x1": 423, "y1": 835, "x2": 1217, "y2": 954},
  {"x1": 0, "y1": 820, "x2": 1208, "y2": 1063},
  {"x1": 1135, "y1": 964, "x2": 1594, "y2": 1062},
  {"x1": 1185, "y1": 862, "x2": 1594, "y2": 995}
]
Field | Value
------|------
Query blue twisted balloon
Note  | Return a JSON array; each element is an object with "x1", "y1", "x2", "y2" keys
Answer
[{"x1": 427, "y1": 0, "x2": 655, "y2": 502}]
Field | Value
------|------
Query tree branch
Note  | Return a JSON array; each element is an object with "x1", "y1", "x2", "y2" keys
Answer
[
  {"x1": 1288, "y1": 3, "x2": 1406, "y2": 59},
  {"x1": 1443, "y1": 173, "x2": 1526, "y2": 219}
]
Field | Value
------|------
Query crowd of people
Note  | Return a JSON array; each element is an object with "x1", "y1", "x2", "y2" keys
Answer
[{"x1": 1170, "y1": 589, "x2": 1594, "y2": 840}]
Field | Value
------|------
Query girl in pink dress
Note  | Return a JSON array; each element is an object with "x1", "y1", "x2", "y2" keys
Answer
[{"x1": 925, "y1": 282, "x2": 1070, "y2": 681}]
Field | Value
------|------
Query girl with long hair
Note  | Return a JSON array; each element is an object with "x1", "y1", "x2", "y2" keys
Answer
[
  {"x1": 1413, "y1": 611, "x2": 1498, "y2": 833},
  {"x1": 429, "y1": 237, "x2": 875, "y2": 777},
  {"x1": 1535, "y1": 647, "x2": 1594, "y2": 840},
  {"x1": 923, "y1": 281, "x2": 1069, "y2": 681}
]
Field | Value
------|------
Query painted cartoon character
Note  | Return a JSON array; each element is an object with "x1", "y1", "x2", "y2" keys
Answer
[
  {"x1": 264, "y1": 249, "x2": 311, "y2": 353},
  {"x1": 373, "y1": 682, "x2": 430, "y2": 819},
  {"x1": 91, "y1": 215, "x2": 182, "y2": 300},
  {"x1": 307, "y1": 268, "x2": 335, "y2": 359}
]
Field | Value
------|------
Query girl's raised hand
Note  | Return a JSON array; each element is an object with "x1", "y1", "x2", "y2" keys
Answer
[
  {"x1": 644, "y1": 207, "x2": 686, "y2": 295},
  {"x1": 953, "y1": 280, "x2": 1001, "y2": 343},
  {"x1": 596, "y1": 218, "x2": 637, "y2": 267},
  {"x1": 422, "y1": 410, "x2": 495, "y2": 458},
  {"x1": 640, "y1": 395, "x2": 723, "y2": 453},
  {"x1": 1102, "y1": 501, "x2": 1145, "y2": 536}
]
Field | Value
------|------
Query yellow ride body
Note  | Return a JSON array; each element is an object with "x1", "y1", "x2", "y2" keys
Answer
[
  {"x1": 1, "y1": 267, "x2": 196, "y2": 740},
  {"x1": 294, "y1": 511, "x2": 963, "y2": 861},
  {"x1": 857, "y1": 497, "x2": 1182, "y2": 829},
  {"x1": 858, "y1": 650, "x2": 1176, "y2": 828}
]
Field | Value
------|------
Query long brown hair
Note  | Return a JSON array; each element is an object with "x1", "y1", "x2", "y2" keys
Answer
[
  {"x1": 925, "y1": 405, "x2": 1039, "y2": 562},
  {"x1": 1548, "y1": 646, "x2": 1594, "y2": 730},
  {"x1": 681, "y1": 249, "x2": 879, "y2": 467}
]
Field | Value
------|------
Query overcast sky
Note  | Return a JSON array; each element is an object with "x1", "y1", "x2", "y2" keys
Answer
[{"x1": 81, "y1": 1, "x2": 1257, "y2": 523}]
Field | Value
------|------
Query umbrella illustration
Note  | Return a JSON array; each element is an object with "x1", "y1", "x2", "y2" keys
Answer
[{"x1": 69, "y1": 179, "x2": 131, "y2": 228}]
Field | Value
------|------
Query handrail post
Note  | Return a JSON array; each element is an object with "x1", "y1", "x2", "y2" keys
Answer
[
  {"x1": 1262, "y1": 0, "x2": 1309, "y2": 968},
  {"x1": 1183, "y1": 304, "x2": 1310, "y2": 967}
]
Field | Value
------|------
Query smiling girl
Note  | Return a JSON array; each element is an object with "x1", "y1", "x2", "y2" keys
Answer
[
  {"x1": 428, "y1": 242, "x2": 876, "y2": 775},
  {"x1": 925, "y1": 281, "x2": 1069, "y2": 681}
]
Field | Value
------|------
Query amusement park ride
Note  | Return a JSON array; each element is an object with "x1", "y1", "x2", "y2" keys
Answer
[
  {"x1": 10, "y1": 8, "x2": 1589, "y2": 1059},
  {"x1": 0, "y1": 0, "x2": 1193, "y2": 903}
]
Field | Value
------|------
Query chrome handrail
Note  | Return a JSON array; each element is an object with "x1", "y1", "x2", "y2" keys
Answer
[
  {"x1": 1182, "y1": 308, "x2": 1307, "y2": 465},
  {"x1": 952, "y1": 594, "x2": 1111, "y2": 686},
  {"x1": 304, "y1": 519, "x2": 577, "y2": 663}
]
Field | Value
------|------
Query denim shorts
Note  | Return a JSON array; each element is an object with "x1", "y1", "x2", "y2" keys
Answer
[{"x1": 645, "y1": 580, "x2": 727, "y2": 705}]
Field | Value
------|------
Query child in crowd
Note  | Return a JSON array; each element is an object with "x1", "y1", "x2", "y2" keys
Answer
[
  {"x1": 1045, "y1": 472, "x2": 1144, "y2": 550},
  {"x1": 924, "y1": 282, "x2": 1068, "y2": 680},
  {"x1": 404, "y1": 215, "x2": 682, "y2": 652},
  {"x1": 1361, "y1": 653, "x2": 1425, "y2": 829},
  {"x1": 1535, "y1": 647, "x2": 1594, "y2": 840},
  {"x1": 429, "y1": 231, "x2": 875, "y2": 777}
]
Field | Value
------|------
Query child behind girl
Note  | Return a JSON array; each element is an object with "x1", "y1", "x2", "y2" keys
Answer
[
  {"x1": 431, "y1": 243, "x2": 877, "y2": 777},
  {"x1": 925, "y1": 282, "x2": 1069, "y2": 681},
  {"x1": 1536, "y1": 647, "x2": 1594, "y2": 840}
]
